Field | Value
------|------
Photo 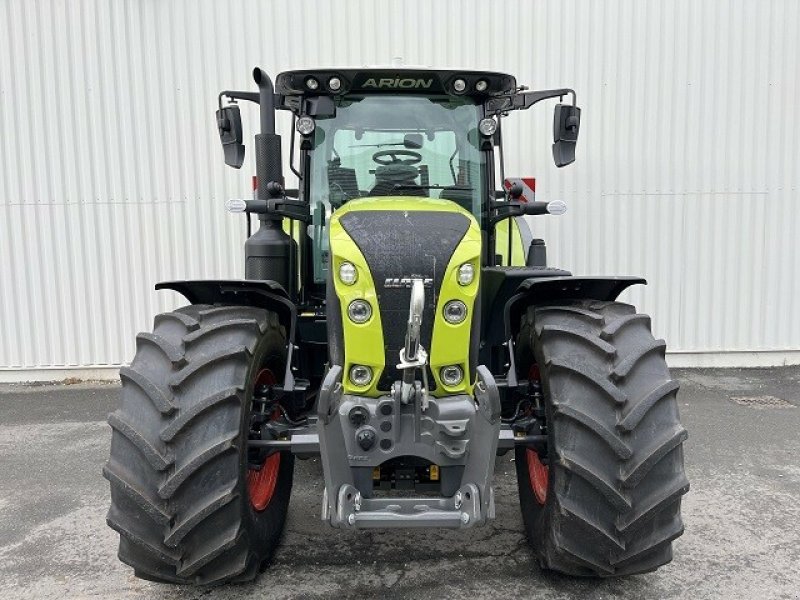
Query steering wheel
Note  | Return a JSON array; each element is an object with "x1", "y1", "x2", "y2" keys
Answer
[{"x1": 372, "y1": 149, "x2": 423, "y2": 166}]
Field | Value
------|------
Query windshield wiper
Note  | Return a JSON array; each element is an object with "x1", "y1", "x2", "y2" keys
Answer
[
  {"x1": 349, "y1": 141, "x2": 404, "y2": 148},
  {"x1": 393, "y1": 184, "x2": 473, "y2": 191}
]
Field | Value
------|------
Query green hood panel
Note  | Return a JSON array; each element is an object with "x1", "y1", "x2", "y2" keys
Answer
[{"x1": 329, "y1": 198, "x2": 481, "y2": 396}]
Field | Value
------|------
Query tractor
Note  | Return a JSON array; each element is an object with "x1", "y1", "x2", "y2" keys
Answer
[{"x1": 104, "y1": 66, "x2": 688, "y2": 584}]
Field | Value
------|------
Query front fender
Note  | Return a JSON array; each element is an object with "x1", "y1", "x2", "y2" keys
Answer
[
  {"x1": 504, "y1": 275, "x2": 646, "y2": 342},
  {"x1": 156, "y1": 279, "x2": 297, "y2": 343}
]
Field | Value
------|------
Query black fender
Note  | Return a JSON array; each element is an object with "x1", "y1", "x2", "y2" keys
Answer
[
  {"x1": 504, "y1": 275, "x2": 646, "y2": 343},
  {"x1": 156, "y1": 279, "x2": 297, "y2": 343}
]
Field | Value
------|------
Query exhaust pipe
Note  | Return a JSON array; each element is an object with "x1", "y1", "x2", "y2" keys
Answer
[
  {"x1": 252, "y1": 67, "x2": 276, "y2": 135},
  {"x1": 251, "y1": 67, "x2": 283, "y2": 200},
  {"x1": 244, "y1": 67, "x2": 294, "y2": 291}
]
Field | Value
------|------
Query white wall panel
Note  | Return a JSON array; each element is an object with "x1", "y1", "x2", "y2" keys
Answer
[{"x1": 1, "y1": 0, "x2": 798, "y2": 376}]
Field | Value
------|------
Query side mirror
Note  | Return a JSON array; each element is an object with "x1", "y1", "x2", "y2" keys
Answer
[
  {"x1": 403, "y1": 133, "x2": 424, "y2": 149},
  {"x1": 552, "y1": 104, "x2": 581, "y2": 167},
  {"x1": 216, "y1": 105, "x2": 245, "y2": 168}
]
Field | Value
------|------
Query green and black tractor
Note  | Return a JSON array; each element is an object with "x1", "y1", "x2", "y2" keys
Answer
[{"x1": 104, "y1": 67, "x2": 688, "y2": 583}]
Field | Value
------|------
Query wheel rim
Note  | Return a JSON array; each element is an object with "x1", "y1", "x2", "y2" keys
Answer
[
  {"x1": 247, "y1": 368, "x2": 281, "y2": 512},
  {"x1": 526, "y1": 448, "x2": 548, "y2": 505},
  {"x1": 526, "y1": 363, "x2": 548, "y2": 504}
]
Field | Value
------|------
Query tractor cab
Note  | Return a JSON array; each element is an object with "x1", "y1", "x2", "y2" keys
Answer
[
  {"x1": 278, "y1": 69, "x2": 515, "y2": 287},
  {"x1": 215, "y1": 67, "x2": 581, "y2": 292},
  {"x1": 279, "y1": 69, "x2": 513, "y2": 221}
]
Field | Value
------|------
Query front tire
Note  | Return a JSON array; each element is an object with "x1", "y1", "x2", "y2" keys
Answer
[
  {"x1": 514, "y1": 300, "x2": 689, "y2": 576},
  {"x1": 103, "y1": 304, "x2": 293, "y2": 584}
]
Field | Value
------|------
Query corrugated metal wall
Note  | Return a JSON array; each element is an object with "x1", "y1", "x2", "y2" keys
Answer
[{"x1": 1, "y1": 0, "x2": 799, "y2": 378}]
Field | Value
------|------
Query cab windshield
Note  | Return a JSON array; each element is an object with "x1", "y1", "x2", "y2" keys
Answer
[
  {"x1": 308, "y1": 95, "x2": 485, "y2": 217},
  {"x1": 306, "y1": 94, "x2": 485, "y2": 283}
]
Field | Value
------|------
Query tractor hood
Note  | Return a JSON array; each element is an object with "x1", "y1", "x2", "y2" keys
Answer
[{"x1": 328, "y1": 198, "x2": 481, "y2": 396}]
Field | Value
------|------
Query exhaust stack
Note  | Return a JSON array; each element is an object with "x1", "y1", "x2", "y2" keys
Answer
[
  {"x1": 244, "y1": 68, "x2": 295, "y2": 291},
  {"x1": 251, "y1": 67, "x2": 283, "y2": 199}
]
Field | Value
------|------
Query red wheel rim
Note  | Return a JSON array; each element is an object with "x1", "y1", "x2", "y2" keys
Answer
[
  {"x1": 525, "y1": 363, "x2": 547, "y2": 504},
  {"x1": 526, "y1": 448, "x2": 548, "y2": 505},
  {"x1": 247, "y1": 368, "x2": 281, "y2": 512}
]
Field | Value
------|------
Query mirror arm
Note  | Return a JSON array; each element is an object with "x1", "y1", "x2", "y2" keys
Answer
[
  {"x1": 218, "y1": 90, "x2": 260, "y2": 109},
  {"x1": 515, "y1": 88, "x2": 577, "y2": 110},
  {"x1": 485, "y1": 88, "x2": 577, "y2": 115}
]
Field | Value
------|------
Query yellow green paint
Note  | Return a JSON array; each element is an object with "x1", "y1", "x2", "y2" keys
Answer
[
  {"x1": 495, "y1": 217, "x2": 527, "y2": 266},
  {"x1": 429, "y1": 214, "x2": 481, "y2": 396},
  {"x1": 328, "y1": 197, "x2": 480, "y2": 397},
  {"x1": 329, "y1": 214, "x2": 386, "y2": 397}
]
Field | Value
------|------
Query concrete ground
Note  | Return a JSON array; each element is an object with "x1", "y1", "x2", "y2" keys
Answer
[{"x1": 1, "y1": 368, "x2": 799, "y2": 600}]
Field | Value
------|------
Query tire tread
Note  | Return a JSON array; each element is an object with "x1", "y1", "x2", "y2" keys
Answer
[
  {"x1": 104, "y1": 304, "x2": 292, "y2": 585},
  {"x1": 516, "y1": 300, "x2": 688, "y2": 577}
]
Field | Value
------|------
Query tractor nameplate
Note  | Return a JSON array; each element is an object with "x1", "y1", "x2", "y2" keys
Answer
[
  {"x1": 384, "y1": 277, "x2": 434, "y2": 289},
  {"x1": 362, "y1": 77, "x2": 434, "y2": 90}
]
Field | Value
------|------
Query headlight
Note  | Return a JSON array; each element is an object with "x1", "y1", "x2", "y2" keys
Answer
[
  {"x1": 305, "y1": 77, "x2": 319, "y2": 90},
  {"x1": 440, "y1": 365, "x2": 464, "y2": 386},
  {"x1": 443, "y1": 300, "x2": 467, "y2": 324},
  {"x1": 475, "y1": 79, "x2": 488, "y2": 92},
  {"x1": 348, "y1": 299, "x2": 372, "y2": 323},
  {"x1": 478, "y1": 117, "x2": 497, "y2": 137},
  {"x1": 339, "y1": 261, "x2": 357, "y2": 285},
  {"x1": 296, "y1": 116, "x2": 315, "y2": 136},
  {"x1": 453, "y1": 78, "x2": 467, "y2": 93},
  {"x1": 328, "y1": 76, "x2": 342, "y2": 91},
  {"x1": 349, "y1": 365, "x2": 373, "y2": 387},
  {"x1": 457, "y1": 263, "x2": 474, "y2": 286}
]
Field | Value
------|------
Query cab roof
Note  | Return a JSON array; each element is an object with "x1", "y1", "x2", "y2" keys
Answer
[{"x1": 275, "y1": 68, "x2": 517, "y2": 98}]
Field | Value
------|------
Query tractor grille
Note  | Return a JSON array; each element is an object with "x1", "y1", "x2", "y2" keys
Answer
[{"x1": 339, "y1": 210, "x2": 471, "y2": 390}]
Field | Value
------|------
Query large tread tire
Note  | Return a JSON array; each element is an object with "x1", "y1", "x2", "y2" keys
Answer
[
  {"x1": 514, "y1": 300, "x2": 689, "y2": 576},
  {"x1": 103, "y1": 304, "x2": 294, "y2": 585}
]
